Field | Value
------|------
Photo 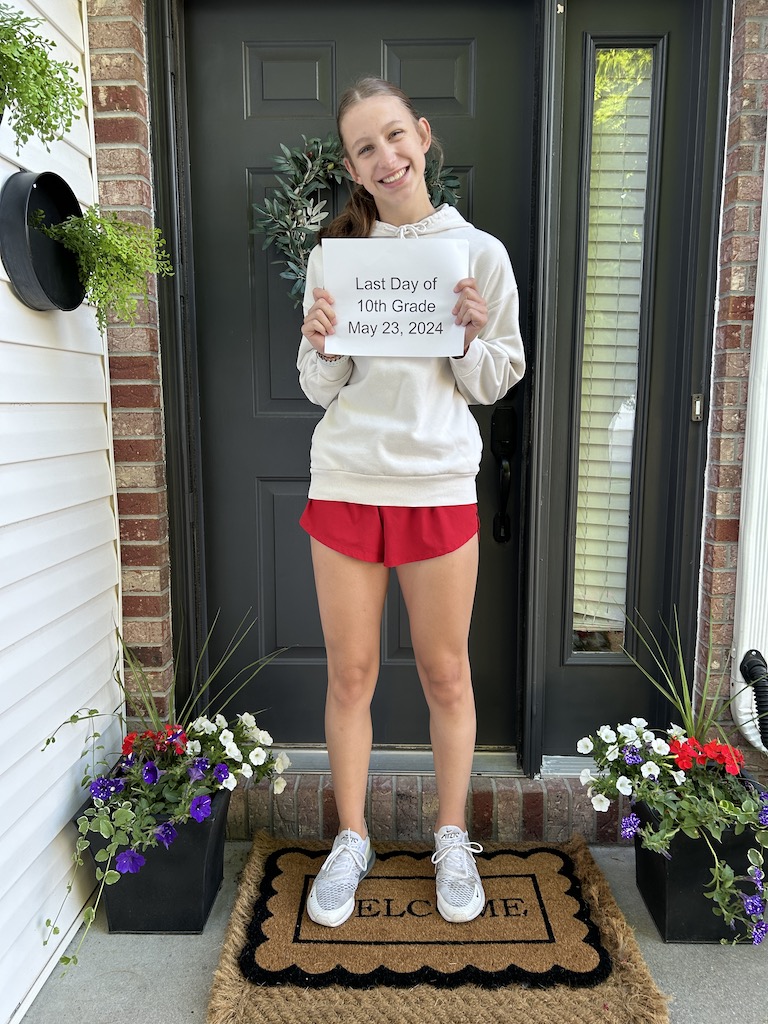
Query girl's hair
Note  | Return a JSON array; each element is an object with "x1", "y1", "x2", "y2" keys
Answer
[{"x1": 319, "y1": 77, "x2": 443, "y2": 240}]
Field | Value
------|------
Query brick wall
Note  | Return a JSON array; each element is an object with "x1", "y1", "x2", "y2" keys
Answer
[
  {"x1": 703, "y1": 0, "x2": 768, "y2": 776},
  {"x1": 87, "y1": 0, "x2": 173, "y2": 700}
]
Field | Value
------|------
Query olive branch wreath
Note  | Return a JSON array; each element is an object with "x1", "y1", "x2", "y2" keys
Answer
[{"x1": 252, "y1": 133, "x2": 461, "y2": 306}]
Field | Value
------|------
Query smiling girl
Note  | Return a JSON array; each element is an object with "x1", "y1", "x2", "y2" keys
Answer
[{"x1": 296, "y1": 77, "x2": 525, "y2": 928}]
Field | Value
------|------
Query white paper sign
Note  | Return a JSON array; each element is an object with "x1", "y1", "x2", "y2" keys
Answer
[{"x1": 322, "y1": 238, "x2": 469, "y2": 357}]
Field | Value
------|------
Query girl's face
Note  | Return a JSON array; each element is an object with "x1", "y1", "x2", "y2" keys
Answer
[{"x1": 341, "y1": 95, "x2": 433, "y2": 224}]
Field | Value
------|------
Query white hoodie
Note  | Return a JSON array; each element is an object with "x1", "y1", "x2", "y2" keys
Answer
[{"x1": 297, "y1": 204, "x2": 525, "y2": 506}]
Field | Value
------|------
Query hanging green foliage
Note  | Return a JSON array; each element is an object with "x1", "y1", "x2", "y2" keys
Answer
[
  {"x1": 252, "y1": 133, "x2": 461, "y2": 306},
  {"x1": 0, "y1": 2, "x2": 84, "y2": 151}
]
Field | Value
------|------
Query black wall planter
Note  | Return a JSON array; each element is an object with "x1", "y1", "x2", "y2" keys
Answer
[{"x1": 0, "y1": 170, "x2": 85, "y2": 312}]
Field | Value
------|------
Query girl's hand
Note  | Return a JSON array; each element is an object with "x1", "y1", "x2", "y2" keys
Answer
[
  {"x1": 301, "y1": 288, "x2": 337, "y2": 353},
  {"x1": 452, "y1": 278, "x2": 487, "y2": 354}
]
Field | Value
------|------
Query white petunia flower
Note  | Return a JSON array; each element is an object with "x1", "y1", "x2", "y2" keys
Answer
[
  {"x1": 239, "y1": 763, "x2": 253, "y2": 778},
  {"x1": 642, "y1": 730, "x2": 655, "y2": 744},
  {"x1": 238, "y1": 712, "x2": 257, "y2": 730},
  {"x1": 616, "y1": 775, "x2": 633, "y2": 796},
  {"x1": 186, "y1": 739, "x2": 201, "y2": 755},
  {"x1": 641, "y1": 760, "x2": 660, "y2": 780},
  {"x1": 577, "y1": 737, "x2": 594, "y2": 754},
  {"x1": 215, "y1": 714, "x2": 228, "y2": 728},
  {"x1": 220, "y1": 774, "x2": 237, "y2": 791},
  {"x1": 618, "y1": 723, "x2": 638, "y2": 740},
  {"x1": 598, "y1": 726, "x2": 617, "y2": 744},
  {"x1": 274, "y1": 752, "x2": 291, "y2": 774},
  {"x1": 631, "y1": 717, "x2": 649, "y2": 729},
  {"x1": 272, "y1": 776, "x2": 287, "y2": 795},
  {"x1": 651, "y1": 738, "x2": 670, "y2": 756},
  {"x1": 258, "y1": 729, "x2": 273, "y2": 747},
  {"x1": 190, "y1": 716, "x2": 217, "y2": 735},
  {"x1": 250, "y1": 747, "x2": 267, "y2": 766},
  {"x1": 219, "y1": 729, "x2": 234, "y2": 745},
  {"x1": 606, "y1": 745, "x2": 620, "y2": 761},
  {"x1": 580, "y1": 767, "x2": 596, "y2": 785},
  {"x1": 671, "y1": 770, "x2": 686, "y2": 785},
  {"x1": 223, "y1": 741, "x2": 243, "y2": 762},
  {"x1": 667, "y1": 723, "x2": 686, "y2": 739},
  {"x1": 591, "y1": 793, "x2": 611, "y2": 812}
]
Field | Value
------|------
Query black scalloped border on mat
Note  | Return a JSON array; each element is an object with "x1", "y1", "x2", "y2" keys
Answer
[{"x1": 238, "y1": 845, "x2": 612, "y2": 990}]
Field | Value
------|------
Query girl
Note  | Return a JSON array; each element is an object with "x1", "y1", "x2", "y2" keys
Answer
[{"x1": 297, "y1": 77, "x2": 525, "y2": 927}]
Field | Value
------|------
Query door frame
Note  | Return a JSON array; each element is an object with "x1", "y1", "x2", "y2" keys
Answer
[{"x1": 145, "y1": 0, "x2": 729, "y2": 774}]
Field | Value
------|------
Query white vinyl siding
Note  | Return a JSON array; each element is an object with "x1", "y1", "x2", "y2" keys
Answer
[{"x1": 0, "y1": 3, "x2": 121, "y2": 1022}]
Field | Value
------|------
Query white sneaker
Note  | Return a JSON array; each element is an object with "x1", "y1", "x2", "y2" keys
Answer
[
  {"x1": 307, "y1": 828, "x2": 376, "y2": 927},
  {"x1": 431, "y1": 825, "x2": 485, "y2": 923}
]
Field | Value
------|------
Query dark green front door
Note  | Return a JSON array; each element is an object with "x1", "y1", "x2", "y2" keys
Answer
[{"x1": 182, "y1": 1, "x2": 535, "y2": 746}]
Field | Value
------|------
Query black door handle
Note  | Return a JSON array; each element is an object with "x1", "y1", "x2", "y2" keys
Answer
[{"x1": 490, "y1": 406, "x2": 516, "y2": 544}]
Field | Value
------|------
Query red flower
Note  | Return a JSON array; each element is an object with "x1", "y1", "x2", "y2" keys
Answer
[
  {"x1": 165, "y1": 723, "x2": 187, "y2": 754},
  {"x1": 122, "y1": 732, "x2": 138, "y2": 756}
]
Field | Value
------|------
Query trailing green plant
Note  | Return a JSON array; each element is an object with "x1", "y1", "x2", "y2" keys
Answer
[
  {"x1": 42, "y1": 614, "x2": 289, "y2": 968},
  {"x1": 34, "y1": 206, "x2": 173, "y2": 332},
  {"x1": 252, "y1": 133, "x2": 461, "y2": 305},
  {"x1": 0, "y1": 2, "x2": 84, "y2": 152}
]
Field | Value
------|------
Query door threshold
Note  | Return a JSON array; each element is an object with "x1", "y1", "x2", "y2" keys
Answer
[{"x1": 278, "y1": 746, "x2": 523, "y2": 777}]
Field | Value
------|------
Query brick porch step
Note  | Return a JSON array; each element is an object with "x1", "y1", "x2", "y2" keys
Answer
[{"x1": 227, "y1": 775, "x2": 629, "y2": 844}]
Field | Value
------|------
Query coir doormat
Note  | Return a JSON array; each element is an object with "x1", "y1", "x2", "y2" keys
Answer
[{"x1": 208, "y1": 835, "x2": 670, "y2": 1024}]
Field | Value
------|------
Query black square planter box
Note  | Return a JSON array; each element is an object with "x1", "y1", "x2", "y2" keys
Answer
[
  {"x1": 633, "y1": 801, "x2": 754, "y2": 942},
  {"x1": 83, "y1": 788, "x2": 231, "y2": 933}
]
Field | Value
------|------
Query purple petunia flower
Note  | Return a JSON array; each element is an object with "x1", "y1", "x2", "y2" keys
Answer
[
  {"x1": 189, "y1": 794, "x2": 212, "y2": 822},
  {"x1": 142, "y1": 760, "x2": 161, "y2": 784},
  {"x1": 759, "y1": 805, "x2": 768, "y2": 827},
  {"x1": 89, "y1": 776, "x2": 125, "y2": 801},
  {"x1": 187, "y1": 756, "x2": 210, "y2": 782},
  {"x1": 213, "y1": 763, "x2": 230, "y2": 784},
  {"x1": 752, "y1": 921, "x2": 768, "y2": 945},
  {"x1": 742, "y1": 894, "x2": 766, "y2": 918},
  {"x1": 155, "y1": 821, "x2": 178, "y2": 849},
  {"x1": 115, "y1": 849, "x2": 146, "y2": 874},
  {"x1": 622, "y1": 745, "x2": 643, "y2": 766},
  {"x1": 620, "y1": 813, "x2": 642, "y2": 839},
  {"x1": 753, "y1": 868, "x2": 765, "y2": 893}
]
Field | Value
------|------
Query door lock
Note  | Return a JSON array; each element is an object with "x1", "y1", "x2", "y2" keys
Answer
[{"x1": 490, "y1": 406, "x2": 516, "y2": 543}]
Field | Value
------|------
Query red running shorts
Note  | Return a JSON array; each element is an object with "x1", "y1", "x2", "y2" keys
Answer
[{"x1": 299, "y1": 500, "x2": 479, "y2": 567}]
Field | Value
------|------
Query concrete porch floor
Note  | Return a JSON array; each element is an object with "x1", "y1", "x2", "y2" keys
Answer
[{"x1": 20, "y1": 842, "x2": 768, "y2": 1024}]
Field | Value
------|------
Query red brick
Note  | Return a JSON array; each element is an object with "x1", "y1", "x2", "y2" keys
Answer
[
  {"x1": 108, "y1": 355, "x2": 161, "y2": 381},
  {"x1": 117, "y1": 490, "x2": 167, "y2": 516},
  {"x1": 88, "y1": 19, "x2": 145, "y2": 54},
  {"x1": 98, "y1": 178, "x2": 153, "y2": 208},
  {"x1": 88, "y1": 0, "x2": 145, "y2": 18},
  {"x1": 321, "y1": 776, "x2": 339, "y2": 838},
  {"x1": 94, "y1": 115, "x2": 149, "y2": 148},
  {"x1": 705, "y1": 518, "x2": 740, "y2": 542},
  {"x1": 111, "y1": 383, "x2": 161, "y2": 408},
  {"x1": 113, "y1": 438, "x2": 164, "y2": 462},
  {"x1": 122, "y1": 593, "x2": 171, "y2": 618},
  {"x1": 96, "y1": 146, "x2": 151, "y2": 179},
  {"x1": 494, "y1": 778, "x2": 521, "y2": 841},
  {"x1": 107, "y1": 325, "x2": 159, "y2": 354},
  {"x1": 470, "y1": 777, "x2": 494, "y2": 840},
  {"x1": 120, "y1": 516, "x2": 167, "y2": 542},
  {"x1": 89, "y1": 50, "x2": 147, "y2": 86},
  {"x1": 112, "y1": 410, "x2": 163, "y2": 438},
  {"x1": 520, "y1": 779, "x2": 545, "y2": 841},
  {"x1": 369, "y1": 775, "x2": 394, "y2": 840},
  {"x1": 120, "y1": 541, "x2": 170, "y2": 567}
]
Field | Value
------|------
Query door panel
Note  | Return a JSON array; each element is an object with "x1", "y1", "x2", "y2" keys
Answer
[
  {"x1": 183, "y1": 1, "x2": 535, "y2": 745},
  {"x1": 544, "y1": 0, "x2": 726, "y2": 753}
]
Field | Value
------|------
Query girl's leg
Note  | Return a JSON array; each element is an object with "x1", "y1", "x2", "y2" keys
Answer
[
  {"x1": 310, "y1": 538, "x2": 390, "y2": 836},
  {"x1": 395, "y1": 536, "x2": 479, "y2": 830}
]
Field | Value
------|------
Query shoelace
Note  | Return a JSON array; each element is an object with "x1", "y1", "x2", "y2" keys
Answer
[
  {"x1": 431, "y1": 837, "x2": 483, "y2": 877},
  {"x1": 322, "y1": 830, "x2": 369, "y2": 875}
]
